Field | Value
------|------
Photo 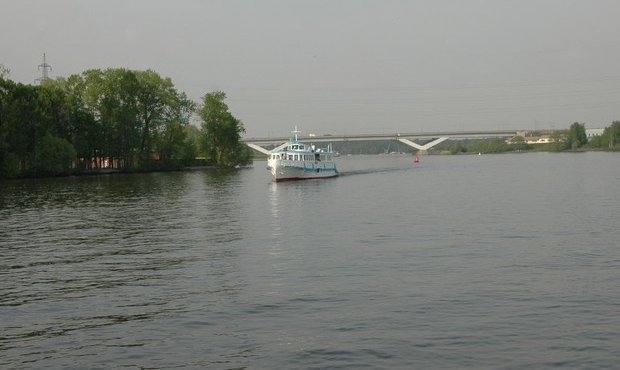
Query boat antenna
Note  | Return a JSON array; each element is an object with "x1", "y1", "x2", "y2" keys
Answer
[{"x1": 292, "y1": 125, "x2": 301, "y2": 141}]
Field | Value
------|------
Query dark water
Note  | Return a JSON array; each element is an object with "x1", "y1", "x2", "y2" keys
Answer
[{"x1": 1, "y1": 153, "x2": 619, "y2": 369}]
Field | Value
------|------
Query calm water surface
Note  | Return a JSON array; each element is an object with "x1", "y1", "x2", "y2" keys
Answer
[{"x1": 1, "y1": 153, "x2": 619, "y2": 369}]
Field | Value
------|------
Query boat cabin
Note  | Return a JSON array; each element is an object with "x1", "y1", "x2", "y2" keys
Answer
[
  {"x1": 289, "y1": 144, "x2": 305, "y2": 150},
  {"x1": 270, "y1": 143, "x2": 333, "y2": 162}
]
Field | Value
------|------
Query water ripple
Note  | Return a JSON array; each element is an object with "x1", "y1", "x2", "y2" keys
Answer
[{"x1": 1, "y1": 155, "x2": 619, "y2": 369}]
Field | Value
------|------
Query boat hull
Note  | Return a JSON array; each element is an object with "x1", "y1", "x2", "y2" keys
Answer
[{"x1": 268, "y1": 160, "x2": 338, "y2": 182}]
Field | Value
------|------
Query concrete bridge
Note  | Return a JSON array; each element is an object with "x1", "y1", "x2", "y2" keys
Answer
[{"x1": 243, "y1": 129, "x2": 518, "y2": 155}]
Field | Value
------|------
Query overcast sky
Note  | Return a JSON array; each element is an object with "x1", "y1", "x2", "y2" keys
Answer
[{"x1": 2, "y1": 0, "x2": 620, "y2": 137}]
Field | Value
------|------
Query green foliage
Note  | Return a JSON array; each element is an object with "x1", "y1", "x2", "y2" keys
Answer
[
  {"x1": 467, "y1": 139, "x2": 512, "y2": 154},
  {"x1": 33, "y1": 133, "x2": 76, "y2": 176},
  {"x1": 58, "y1": 68, "x2": 195, "y2": 170},
  {"x1": 0, "y1": 78, "x2": 9, "y2": 175},
  {"x1": 548, "y1": 130, "x2": 568, "y2": 151},
  {"x1": 508, "y1": 136, "x2": 532, "y2": 152},
  {"x1": 567, "y1": 122, "x2": 587, "y2": 150},
  {"x1": 583, "y1": 121, "x2": 620, "y2": 151},
  {"x1": 5, "y1": 63, "x2": 618, "y2": 179},
  {"x1": 180, "y1": 124, "x2": 200, "y2": 164},
  {"x1": 600, "y1": 121, "x2": 620, "y2": 150},
  {"x1": 198, "y1": 91, "x2": 252, "y2": 167},
  {"x1": 610, "y1": 121, "x2": 620, "y2": 150},
  {"x1": 448, "y1": 142, "x2": 467, "y2": 154},
  {"x1": 1, "y1": 80, "x2": 37, "y2": 162},
  {"x1": 0, "y1": 69, "x2": 198, "y2": 178},
  {"x1": 0, "y1": 152, "x2": 19, "y2": 178}
]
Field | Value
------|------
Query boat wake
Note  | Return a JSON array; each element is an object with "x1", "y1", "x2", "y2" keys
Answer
[{"x1": 338, "y1": 167, "x2": 413, "y2": 177}]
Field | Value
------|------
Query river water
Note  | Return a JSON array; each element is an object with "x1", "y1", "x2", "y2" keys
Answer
[{"x1": 1, "y1": 153, "x2": 619, "y2": 369}]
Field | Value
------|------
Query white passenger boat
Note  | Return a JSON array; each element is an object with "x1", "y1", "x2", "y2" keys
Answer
[{"x1": 267, "y1": 129, "x2": 338, "y2": 182}]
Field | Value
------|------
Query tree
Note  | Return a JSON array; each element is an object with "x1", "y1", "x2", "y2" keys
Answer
[
  {"x1": 509, "y1": 135, "x2": 530, "y2": 151},
  {"x1": 198, "y1": 91, "x2": 251, "y2": 167},
  {"x1": 134, "y1": 70, "x2": 172, "y2": 162},
  {"x1": 567, "y1": 122, "x2": 587, "y2": 150},
  {"x1": 610, "y1": 121, "x2": 620, "y2": 150},
  {"x1": 2, "y1": 81, "x2": 41, "y2": 170},
  {"x1": 467, "y1": 138, "x2": 511, "y2": 154},
  {"x1": 52, "y1": 74, "x2": 101, "y2": 169},
  {"x1": 0, "y1": 77, "x2": 10, "y2": 175},
  {"x1": 448, "y1": 141, "x2": 466, "y2": 154},
  {"x1": 549, "y1": 130, "x2": 568, "y2": 151},
  {"x1": 150, "y1": 88, "x2": 196, "y2": 165},
  {"x1": 182, "y1": 124, "x2": 201, "y2": 164},
  {"x1": 57, "y1": 68, "x2": 195, "y2": 170},
  {"x1": 33, "y1": 133, "x2": 76, "y2": 176},
  {"x1": 596, "y1": 121, "x2": 620, "y2": 150}
]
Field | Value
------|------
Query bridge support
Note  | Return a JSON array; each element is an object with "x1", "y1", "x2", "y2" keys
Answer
[
  {"x1": 246, "y1": 143, "x2": 272, "y2": 156},
  {"x1": 246, "y1": 142, "x2": 289, "y2": 156},
  {"x1": 397, "y1": 137, "x2": 449, "y2": 153}
]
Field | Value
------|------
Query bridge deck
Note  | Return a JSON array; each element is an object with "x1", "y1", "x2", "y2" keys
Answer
[{"x1": 243, "y1": 130, "x2": 517, "y2": 145}]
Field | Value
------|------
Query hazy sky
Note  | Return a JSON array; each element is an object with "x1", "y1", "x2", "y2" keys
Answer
[{"x1": 2, "y1": 0, "x2": 620, "y2": 137}]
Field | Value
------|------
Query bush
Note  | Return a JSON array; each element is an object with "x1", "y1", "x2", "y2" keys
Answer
[
  {"x1": 0, "y1": 152, "x2": 20, "y2": 178},
  {"x1": 33, "y1": 133, "x2": 77, "y2": 176}
]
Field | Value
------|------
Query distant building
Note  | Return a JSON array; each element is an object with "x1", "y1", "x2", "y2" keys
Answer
[
  {"x1": 509, "y1": 130, "x2": 556, "y2": 145},
  {"x1": 525, "y1": 137, "x2": 553, "y2": 144},
  {"x1": 586, "y1": 128, "x2": 605, "y2": 140}
]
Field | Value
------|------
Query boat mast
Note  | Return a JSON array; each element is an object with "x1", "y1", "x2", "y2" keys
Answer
[{"x1": 292, "y1": 126, "x2": 301, "y2": 141}]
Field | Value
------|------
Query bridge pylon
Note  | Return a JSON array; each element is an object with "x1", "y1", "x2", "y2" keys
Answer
[{"x1": 397, "y1": 137, "x2": 449, "y2": 153}]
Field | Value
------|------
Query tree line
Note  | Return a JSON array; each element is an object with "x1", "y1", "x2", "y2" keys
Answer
[
  {"x1": 2, "y1": 64, "x2": 619, "y2": 179},
  {"x1": 443, "y1": 121, "x2": 620, "y2": 155},
  {"x1": 0, "y1": 67, "x2": 251, "y2": 179},
  {"x1": 324, "y1": 121, "x2": 620, "y2": 155}
]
